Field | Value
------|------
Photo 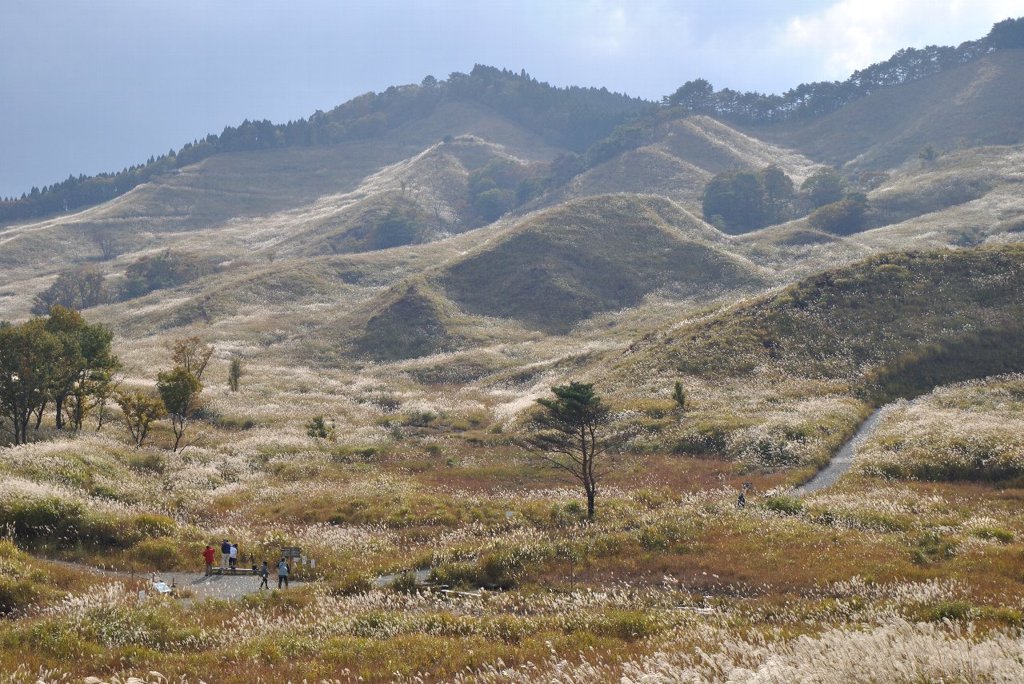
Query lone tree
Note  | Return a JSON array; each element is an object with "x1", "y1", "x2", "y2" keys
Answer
[
  {"x1": 673, "y1": 380, "x2": 687, "y2": 412},
  {"x1": 227, "y1": 357, "x2": 243, "y2": 392},
  {"x1": 157, "y1": 367, "x2": 202, "y2": 452},
  {"x1": 527, "y1": 382, "x2": 612, "y2": 521}
]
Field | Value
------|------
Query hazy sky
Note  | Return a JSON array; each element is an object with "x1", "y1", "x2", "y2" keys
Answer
[{"x1": 2, "y1": 0, "x2": 1019, "y2": 198}]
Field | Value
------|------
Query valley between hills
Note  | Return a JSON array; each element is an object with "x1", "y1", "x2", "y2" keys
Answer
[{"x1": 2, "y1": 21, "x2": 1024, "y2": 683}]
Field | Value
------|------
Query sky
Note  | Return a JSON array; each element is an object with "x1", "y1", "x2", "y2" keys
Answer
[{"x1": 1, "y1": 0, "x2": 1020, "y2": 199}]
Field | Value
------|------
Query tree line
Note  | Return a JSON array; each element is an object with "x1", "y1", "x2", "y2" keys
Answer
[
  {"x1": 0, "y1": 66, "x2": 647, "y2": 224},
  {"x1": 663, "y1": 18, "x2": 1024, "y2": 125},
  {"x1": 3, "y1": 18, "x2": 1020, "y2": 226}
]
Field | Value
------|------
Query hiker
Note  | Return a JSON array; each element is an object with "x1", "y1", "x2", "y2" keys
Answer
[
  {"x1": 229, "y1": 543, "x2": 238, "y2": 570},
  {"x1": 277, "y1": 557, "x2": 290, "y2": 589},
  {"x1": 220, "y1": 539, "x2": 231, "y2": 569},
  {"x1": 737, "y1": 490, "x2": 746, "y2": 508},
  {"x1": 203, "y1": 545, "x2": 215, "y2": 575},
  {"x1": 259, "y1": 560, "x2": 269, "y2": 590}
]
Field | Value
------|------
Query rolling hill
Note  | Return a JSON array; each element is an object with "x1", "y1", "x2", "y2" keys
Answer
[
  {"x1": 616, "y1": 244, "x2": 1024, "y2": 396},
  {"x1": 0, "y1": 25, "x2": 1021, "y2": 432}
]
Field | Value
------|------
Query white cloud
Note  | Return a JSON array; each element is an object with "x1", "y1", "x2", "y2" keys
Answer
[{"x1": 779, "y1": 0, "x2": 1021, "y2": 79}]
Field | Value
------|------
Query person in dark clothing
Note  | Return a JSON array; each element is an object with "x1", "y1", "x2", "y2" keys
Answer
[
  {"x1": 258, "y1": 560, "x2": 270, "y2": 589},
  {"x1": 220, "y1": 539, "x2": 231, "y2": 569}
]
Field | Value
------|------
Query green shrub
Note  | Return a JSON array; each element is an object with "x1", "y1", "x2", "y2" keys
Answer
[
  {"x1": 851, "y1": 511, "x2": 911, "y2": 533},
  {"x1": 402, "y1": 410, "x2": 437, "y2": 428},
  {"x1": 913, "y1": 531, "x2": 957, "y2": 565},
  {"x1": 591, "y1": 610, "x2": 666, "y2": 640},
  {"x1": 973, "y1": 526, "x2": 1014, "y2": 544},
  {"x1": 923, "y1": 600, "x2": 974, "y2": 622},
  {"x1": 131, "y1": 538, "x2": 181, "y2": 570},
  {"x1": 548, "y1": 501, "x2": 586, "y2": 527},
  {"x1": 0, "y1": 576, "x2": 44, "y2": 616},
  {"x1": 764, "y1": 495, "x2": 803, "y2": 516},
  {"x1": 325, "y1": 572, "x2": 372, "y2": 597},
  {"x1": 637, "y1": 520, "x2": 689, "y2": 552},
  {"x1": 478, "y1": 550, "x2": 526, "y2": 589},
  {"x1": 125, "y1": 451, "x2": 166, "y2": 474},
  {"x1": 306, "y1": 415, "x2": 335, "y2": 440},
  {"x1": 0, "y1": 497, "x2": 85, "y2": 544},
  {"x1": 389, "y1": 570, "x2": 420, "y2": 595},
  {"x1": 129, "y1": 513, "x2": 177, "y2": 539},
  {"x1": 430, "y1": 562, "x2": 482, "y2": 588}
]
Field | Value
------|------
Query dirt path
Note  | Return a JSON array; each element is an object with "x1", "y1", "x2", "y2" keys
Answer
[{"x1": 794, "y1": 402, "x2": 900, "y2": 495}]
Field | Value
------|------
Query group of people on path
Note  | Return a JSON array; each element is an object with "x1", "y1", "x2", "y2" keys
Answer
[
  {"x1": 202, "y1": 543, "x2": 291, "y2": 589},
  {"x1": 202, "y1": 540, "x2": 242, "y2": 573}
]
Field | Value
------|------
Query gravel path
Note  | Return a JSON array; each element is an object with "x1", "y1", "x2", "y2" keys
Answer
[
  {"x1": 793, "y1": 403, "x2": 899, "y2": 495},
  {"x1": 173, "y1": 572, "x2": 286, "y2": 600},
  {"x1": 44, "y1": 559, "x2": 298, "y2": 600}
]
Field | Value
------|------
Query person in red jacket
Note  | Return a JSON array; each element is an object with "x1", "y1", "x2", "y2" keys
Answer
[{"x1": 203, "y1": 545, "x2": 215, "y2": 575}]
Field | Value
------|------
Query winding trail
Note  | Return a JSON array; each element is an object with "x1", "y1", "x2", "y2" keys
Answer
[{"x1": 793, "y1": 402, "x2": 900, "y2": 495}]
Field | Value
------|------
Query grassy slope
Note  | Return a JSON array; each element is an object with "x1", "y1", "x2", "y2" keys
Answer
[
  {"x1": 0, "y1": 101, "x2": 561, "y2": 306},
  {"x1": 540, "y1": 116, "x2": 823, "y2": 216},
  {"x1": 623, "y1": 245, "x2": 1024, "y2": 393},
  {"x1": 439, "y1": 194, "x2": 767, "y2": 334},
  {"x1": 753, "y1": 50, "x2": 1024, "y2": 170}
]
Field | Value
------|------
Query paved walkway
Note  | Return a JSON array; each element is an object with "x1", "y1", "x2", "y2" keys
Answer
[
  {"x1": 44, "y1": 559, "x2": 298, "y2": 600},
  {"x1": 794, "y1": 402, "x2": 900, "y2": 495}
]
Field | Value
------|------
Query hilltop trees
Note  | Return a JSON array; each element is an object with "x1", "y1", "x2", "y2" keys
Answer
[
  {"x1": 665, "y1": 78, "x2": 715, "y2": 113},
  {"x1": 0, "y1": 64, "x2": 646, "y2": 224},
  {"x1": 661, "y1": 19, "x2": 1012, "y2": 125},
  {"x1": 527, "y1": 382, "x2": 613, "y2": 521},
  {"x1": 988, "y1": 17, "x2": 1024, "y2": 48}
]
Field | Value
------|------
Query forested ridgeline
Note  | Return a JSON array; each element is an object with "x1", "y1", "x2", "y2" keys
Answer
[
  {"x1": 0, "y1": 66, "x2": 648, "y2": 224},
  {"x1": 2, "y1": 18, "x2": 1021, "y2": 225},
  {"x1": 662, "y1": 17, "x2": 1024, "y2": 123}
]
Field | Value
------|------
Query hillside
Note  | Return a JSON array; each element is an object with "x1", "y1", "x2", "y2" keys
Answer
[
  {"x1": 620, "y1": 245, "x2": 1024, "y2": 394},
  {"x1": 438, "y1": 194, "x2": 766, "y2": 334},
  {"x1": 6, "y1": 24, "x2": 1024, "y2": 684},
  {"x1": 753, "y1": 50, "x2": 1024, "y2": 170},
  {"x1": 0, "y1": 66, "x2": 646, "y2": 224},
  {"x1": 542, "y1": 116, "x2": 822, "y2": 215}
]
